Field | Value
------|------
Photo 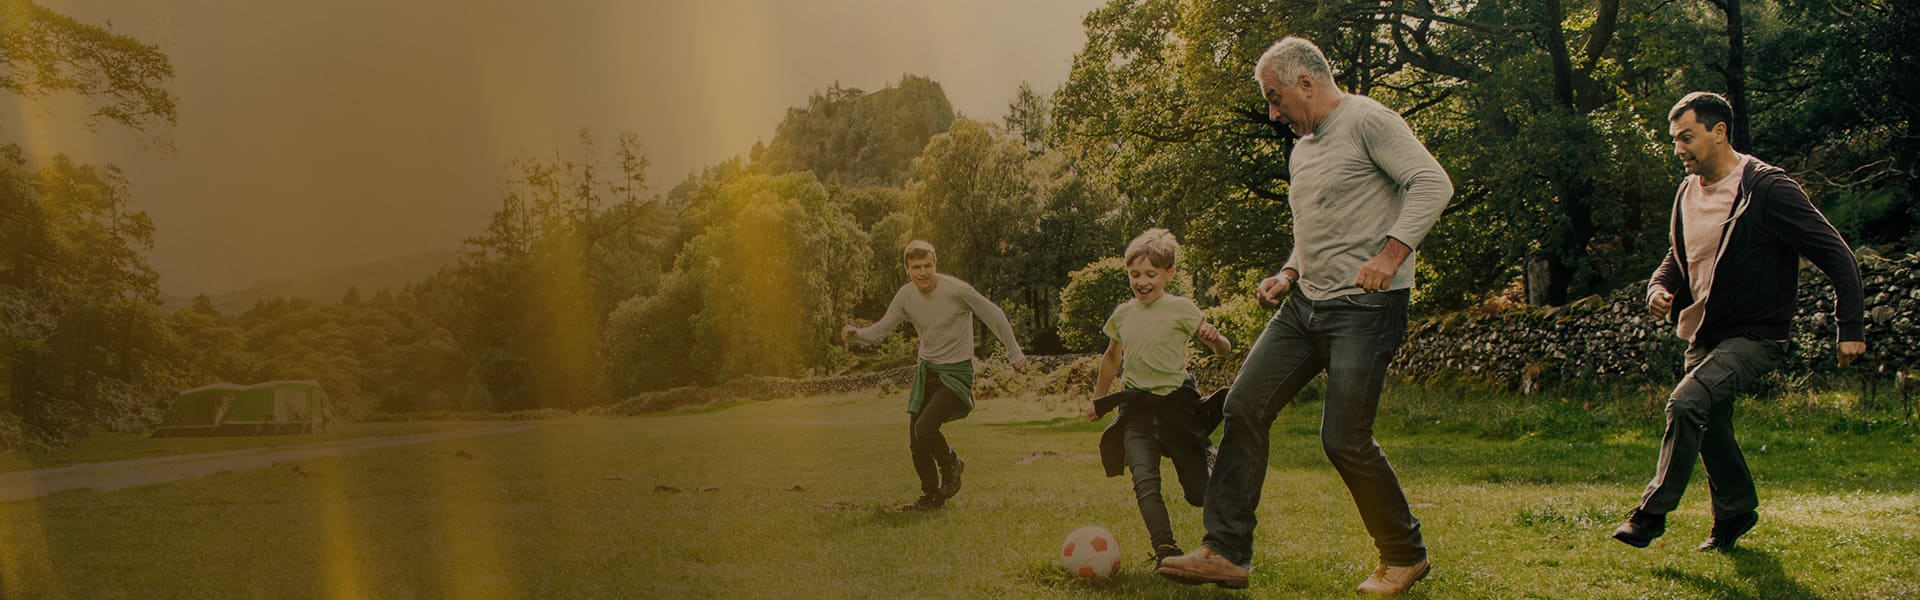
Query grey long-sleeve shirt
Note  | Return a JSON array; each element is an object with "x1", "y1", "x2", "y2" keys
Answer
[
  {"x1": 1281, "y1": 94, "x2": 1453, "y2": 300},
  {"x1": 852, "y1": 274, "x2": 1026, "y2": 365}
]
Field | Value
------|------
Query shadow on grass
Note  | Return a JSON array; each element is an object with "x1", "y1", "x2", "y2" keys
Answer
[
  {"x1": 1652, "y1": 547, "x2": 1822, "y2": 600},
  {"x1": 1007, "y1": 559, "x2": 1252, "y2": 598},
  {"x1": 863, "y1": 505, "x2": 948, "y2": 528},
  {"x1": 987, "y1": 389, "x2": 1920, "y2": 492},
  {"x1": 983, "y1": 416, "x2": 1104, "y2": 433}
]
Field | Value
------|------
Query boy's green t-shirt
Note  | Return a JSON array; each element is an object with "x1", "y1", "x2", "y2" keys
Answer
[{"x1": 1102, "y1": 295, "x2": 1206, "y2": 395}]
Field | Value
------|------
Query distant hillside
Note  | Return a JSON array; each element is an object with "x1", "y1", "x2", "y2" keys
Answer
[
  {"x1": 164, "y1": 250, "x2": 458, "y2": 315},
  {"x1": 750, "y1": 74, "x2": 956, "y2": 186}
]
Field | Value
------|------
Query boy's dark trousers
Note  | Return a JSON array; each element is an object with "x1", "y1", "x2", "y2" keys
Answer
[
  {"x1": 1098, "y1": 385, "x2": 1222, "y2": 549},
  {"x1": 909, "y1": 385, "x2": 967, "y2": 496}
]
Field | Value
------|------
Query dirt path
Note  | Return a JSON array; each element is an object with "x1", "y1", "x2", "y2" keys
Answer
[{"x1": 0, "y1": 423, "x2": 539, "y2": 502}]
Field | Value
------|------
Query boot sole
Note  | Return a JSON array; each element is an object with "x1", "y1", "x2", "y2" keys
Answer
[
  {"x1": 1611, "y1": 531, "x2": 1654, "y2": 548},
  {"x1": 1154, "y1": 565, "x2": 1248, "y2": 589},
  {"x1": 1699, "y1": 514, "x2": 1758, "y2": 551}
]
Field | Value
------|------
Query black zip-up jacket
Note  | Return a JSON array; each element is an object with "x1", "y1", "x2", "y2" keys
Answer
[{"x1": 1649, "y1": 157, "x2": 1864, "y2": 348}]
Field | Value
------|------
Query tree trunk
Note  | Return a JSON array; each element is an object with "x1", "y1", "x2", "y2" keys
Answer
[
  {"x1": 1725, "y1": 0, "x2": 1750, "y2": 151},
  {"x1": 1535, "y1": 0, "x2": 1601, "y2": 306},
  {"x1": 1552, "y1": 175, "x2": 1600, "y2": 305}
]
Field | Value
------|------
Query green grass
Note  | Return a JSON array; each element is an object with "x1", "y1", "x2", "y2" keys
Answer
[
  {"x1": 0, "y1": 420, "x2": 512, "y2": 474},
  {"x1": 1, "y1": 383, "x2": 1916, "y2": 598}
]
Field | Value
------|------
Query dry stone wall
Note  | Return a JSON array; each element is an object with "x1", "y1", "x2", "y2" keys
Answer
[{"x1": 1393, "y1": 251, "x2": 1920, "y2": 390}]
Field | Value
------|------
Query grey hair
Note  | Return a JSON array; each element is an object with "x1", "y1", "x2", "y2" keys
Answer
[{"x1": 1252, "y1": 37, "x2": 1336, "y2": 89}]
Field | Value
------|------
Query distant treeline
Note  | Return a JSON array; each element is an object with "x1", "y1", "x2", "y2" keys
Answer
[{"x1": 4, "y1": 0, "x2": 1915, "y2": 450}]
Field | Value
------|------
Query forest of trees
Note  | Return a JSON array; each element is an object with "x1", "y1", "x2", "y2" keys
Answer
[{"x1": 2, "y1": 0, "x2": 1913, "y2": 450}]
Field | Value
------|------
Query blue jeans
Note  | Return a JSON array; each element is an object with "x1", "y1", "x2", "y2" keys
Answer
[{"x1": 1201, "y1": 289, "x2": 1425, "y2": 567}]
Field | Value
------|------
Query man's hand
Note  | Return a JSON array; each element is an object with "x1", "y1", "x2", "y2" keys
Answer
[
  {"x1": 1353, "y1": 238, "x2": 1412, "y2": 292},
  {"x1": 1257, "y1": 271, "x2": 1295, "y2": 309},
  {"x1": 1647, "y1": 288, "x2": 1674, "y2": 320},
  {"x1": 1838, "y1": 341, "x2": 1866, "y2": 367},
  {"x1": 1010, "y1": 358, "x2": 1030, "y2": 374},
  {"x1": 840, "y1": 324, "x2": 859, "y2": 344},
  {"x1": 1085, "y1": 402, "x2": 1099, "y2": 422}
]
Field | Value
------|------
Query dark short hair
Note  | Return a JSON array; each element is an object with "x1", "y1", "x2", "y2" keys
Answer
[{"x1": 1669, "y1": 91, "x2": 1734, "y2": 137}]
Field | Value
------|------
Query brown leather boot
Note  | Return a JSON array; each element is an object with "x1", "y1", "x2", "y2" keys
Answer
[
  {"x1": 1154, "y1": 546, "x2": 1249, "y2": 589},
  {"x1": 898, "y1": 494, "x2": 944, "y2": 512},
  {"x1": 1355, "y1": 558, "x2": 1429, "y2": 594},
  {"x1": 1611, "y1": 508, "x2": 1666, "y2": 548},
  {"x1": 1697, "y1": 511, "x2": 1758, "y2": 551}
]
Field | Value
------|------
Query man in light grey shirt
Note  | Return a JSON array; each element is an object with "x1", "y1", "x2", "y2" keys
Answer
[
  {"x1": 842, "y1": 240, "x2": 1027, "y2": 511},
  {"x1": 1157, "y1": 36, "x2": 1450, "y2": 595}
]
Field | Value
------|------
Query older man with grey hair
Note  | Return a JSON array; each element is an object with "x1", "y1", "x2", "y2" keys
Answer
[{"x1": 1155, "y1": 36, "x2": 1450, "y2": 595}]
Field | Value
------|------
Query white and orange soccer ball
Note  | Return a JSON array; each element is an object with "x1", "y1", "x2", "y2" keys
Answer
[{"x1": 1059, "y1": 525, "x2": 1122, "y2": 579}]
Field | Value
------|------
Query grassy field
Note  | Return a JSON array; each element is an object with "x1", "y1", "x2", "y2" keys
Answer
[
  {"x1": 0, "y1": 382, "x2": 1915, "y2": 598},
  {"x1": 0, "y1": 420, "x2": 515, "y2": 475}
]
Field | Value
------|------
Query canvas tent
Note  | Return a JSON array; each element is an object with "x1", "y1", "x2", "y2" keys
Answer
[{"x1": 153, "y1": 380, "x2": 334, "y2": 437}]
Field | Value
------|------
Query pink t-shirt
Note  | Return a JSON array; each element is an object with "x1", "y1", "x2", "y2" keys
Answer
[{"x1": 1675, "y1": 155, "x2": 1749, "y2": 342}]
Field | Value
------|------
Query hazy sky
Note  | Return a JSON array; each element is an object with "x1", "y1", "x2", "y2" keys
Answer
[{"x1": 6, "y1": 0, "x2": 1105, "y2": 296}]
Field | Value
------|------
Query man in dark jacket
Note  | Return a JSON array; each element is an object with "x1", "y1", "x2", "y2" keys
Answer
[{"x1": 1613, "y1": 91, "x2": 1866, "y2": 551}]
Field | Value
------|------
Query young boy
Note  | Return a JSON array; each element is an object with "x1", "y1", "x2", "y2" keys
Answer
[
  {"x1": 843, "y1": 240, "x2": 1029, "y2": 511},
  {"x1": 1087, "y1": 228, "x2": 1232, "y2": 565}
]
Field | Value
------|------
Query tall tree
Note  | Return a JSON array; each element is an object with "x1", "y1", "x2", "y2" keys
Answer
[
  {"x1": 752, "y1": 75, "x2": 957, "y2": 186},
  {"x1": 906, "y1": 118, "x2": 1038, "y2": 298},
  {"x1": 1707, "y1": 0, "x2": 1751, "y2": 151},
  {"x1": 1744, "y1": 0, "x2": 1917, "y2": 247},
  {"x1": 0, "y1": 149, "x2": 177, "y2": 447},
  {"x1": 906, "y1": 118, "x2": 1120, "y2": 349},
  {"x1": 455, "y1": 132, "x2": 661, "y2": 409},
  {"x1": 605, "y1": 172, "x2": 869, "y2": 393},
  {"x1": 1054, "y1": 0, "x2": 1691, "y2": 309},
  {"x1": 1005, "y1": 81, "x2": 1052, "y2": 155},
  {"x1": 0, "y1": 0, "x2": 176, "y2": 133}
]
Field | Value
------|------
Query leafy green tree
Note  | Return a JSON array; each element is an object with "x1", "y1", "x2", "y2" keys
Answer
[
  {"x1": 753, "y1": 75, "x2": 957, "y2": 186},
  {"x1": 860, "y1": 211, "x2": 913, "y2": 316},
  {"x1": 1057, "y1": 257, "x2": 1134, "y2": 353},
  {"x1": 1005, "y1": 81, "x2": 1051, "y2": 155},
  {"x1": 0, "y1": 0, "x2": 176, "y2": 133},
  {"x1": 603, "y1": 271, "x2": 701, "y2": 395},
  {"x1": 1052, "y1": 0, "x2": 1299, "y2": 294},
  {"x1": 187, "y1": 293, "x2": 220, "y2": 317},
  {"x1": 678, "y1": 172, "x2": 870, "y2": 381},
  {"x1": 1055, "y1": 256, "x2": 1189, "y2": 353},
  {"x1": 837, "y1": 185, "x2": 909, "y2": 231},
  {"x1": 168, "y1": 307, "x2": 251, "y2": 385},
  {"x1": 1053, "y1": 0, "x2": 1704, "y2": 310},
  {"x1": 1745, "y1": 0, "x2": 1917, "y2": 247},
  {"x1": 903, "y1": 116, "x2": 1122, "y2": 350},
  {"x1": 454, "y1": 132, "x2": 662, "y2": 409},
  {"x1": 906, "y1": 118, "x2": 1037, "y2": 300},
  {"x1": 1014, "y1": 151, "x2": 1123, "y2": 349},
  {"x1": 0, "y1": 149, "x2": 178, "y2": 447}
]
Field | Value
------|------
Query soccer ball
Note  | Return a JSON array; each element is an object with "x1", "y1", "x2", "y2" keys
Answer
[{"x1": 1059, "y1": 525, "x2": 1122, "y2": 579}]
